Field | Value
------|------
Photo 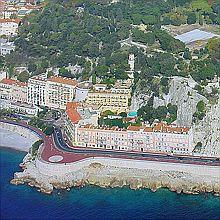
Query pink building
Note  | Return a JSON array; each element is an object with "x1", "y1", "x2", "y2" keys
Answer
[
  {"x1": 0, "y1": 78, "x2": 27, "y2": 103},
  {"x1": 65, "y1": 103, "x2": 194, "y2": 155}
]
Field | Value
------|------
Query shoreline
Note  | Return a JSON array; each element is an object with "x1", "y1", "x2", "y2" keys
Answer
[
  {"x1": 0, "y1": 124, "x2": 40, "y2": 152},
  {"x1": 10, "y1": 154, "x2": 220, "y2": 196},
  {"x1": 1, "y1": 120, "x2": 220, "y2": 196},
  {"x1": 0, "y1": 145, "x2": 28, "y2": 153}
]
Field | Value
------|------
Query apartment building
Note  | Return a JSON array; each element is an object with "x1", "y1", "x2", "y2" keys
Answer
[
  {"x1": 85, "y1": 83, "x2": 131, "y2": 114},
  {"x1": 0, "y1": 78, "x2": 27, "y2": 103},
  {"x1": 27, "y1": 75, "x2": 77, "y2": 109},
  {"x1": 27, "y1": 75, "x2": 47, "y2": 106},
  {"x1": 75, "y1": 123, "x2": 193, "y2": 155},
  {"x1": 65, "y1": 102, "x2": 194, "y2": 155},
  {"x1": 0, "y1": 18, "x2": 20, "y2": 36},
  {"x1": 45, "y1": 76, "x2": 77, "y2": 110},
  {"x1": 65, "y1": 102, "x2": 100, "y2": 143},
  {"x1": 0, "y1": 99, "x2": 40, "y2": 116},
  {"x1": 0, "y1": 41, "x2": 15, "y2": 56}
]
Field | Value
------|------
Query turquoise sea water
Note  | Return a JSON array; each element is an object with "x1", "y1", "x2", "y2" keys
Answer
[{"x1": 1, "y1": 147, "x2": 220, "y2": 220}]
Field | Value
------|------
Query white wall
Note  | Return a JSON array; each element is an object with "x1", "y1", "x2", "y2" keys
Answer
[{"x1": 36, "y1": 157, "x2": 220, "y2": 178}]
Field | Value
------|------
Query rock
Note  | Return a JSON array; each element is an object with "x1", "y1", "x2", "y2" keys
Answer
[{"x1": 89, "y1": 163, "x2": 104, "y2": 169}]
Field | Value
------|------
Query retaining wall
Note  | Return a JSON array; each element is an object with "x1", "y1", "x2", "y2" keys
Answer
[{"x1": 36, "y1": 157, "x2": 220, "y2": 178}]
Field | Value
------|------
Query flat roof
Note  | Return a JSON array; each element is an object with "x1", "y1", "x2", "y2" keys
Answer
[{"x1": 174, "y1": 29, "x2": 219, "y2": 44}]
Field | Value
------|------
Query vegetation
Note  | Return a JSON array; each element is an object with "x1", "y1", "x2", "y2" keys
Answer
[
  {"x1": 193, "y1": 100, "x2": 206, "y2": 122},
  {"x1": 29, "y1": 117, "x2": 54, "y2": 135},
  {"x1": 138, "y1": 94, "x2": 178, "y2": 124},
  {"x1": 1, "y1": 0, "x2": 217, "y2": 86},
  {"x1": 31, "y1": 139, "x2": 43, "y2": 157},
  {"x1": 17, "y1": 71, "x2": 30, "y2": 82}
]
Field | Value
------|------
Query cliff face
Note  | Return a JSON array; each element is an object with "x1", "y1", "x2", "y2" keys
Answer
[
  {"x1": 132, "y1": 76, "x2": 219, "y2": 157},
  {"x1": 154, "y1": 77, "x2": 208, "y2": 127},
  {"x1": 168, "y1": 77, "x2": 209, "y2": 127},
  {"x1": 130, "y1": 92, "x2": 150, "y2": 111},
  {"x1": 11, "y1": 159, "x2": 220, "y2": 196},
  {"x1": 192, "y1": 99, "x2": 220, "y2": 157}
]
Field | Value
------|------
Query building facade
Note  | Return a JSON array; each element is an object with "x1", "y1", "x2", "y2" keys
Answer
[
  {"x1": 27, "y1": 75, "x2": 47, "y2": 106},
  {"x1": 0, "y1": 78, "x2": 27, "y2": 103},
  {"x1": 45, "y1": 76, "x2": 77, "y2": 110},
  {"x1": 0, "y1": 98, "x2": 41, "y2": 116},
  {"x1": 85, "y1": 83, "x2": 131, "y2": 113},
  {"x1": 0, "y1": 41, "x2": 15, "y2": 56},
  {"x1": 27, "y1": 75, "x2": 77, "y2": 109},
  {"x1": 66, "y1": 104, "x2": 194, "y2": 155},
  {"x1": 0, "y1": 18, "x2": 20, "y2": 36}
]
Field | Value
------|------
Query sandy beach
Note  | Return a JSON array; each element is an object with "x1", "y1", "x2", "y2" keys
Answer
[{"x1": 0, "y1": 128, "x2": 38, "y2": 152}]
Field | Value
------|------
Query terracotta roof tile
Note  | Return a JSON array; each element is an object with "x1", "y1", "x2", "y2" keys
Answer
[
  {"x1": 127, "y1": 125, "x2": 142, "y2": 131},
  {"x1": 66, "y1": 108, "x2": 81, "y2": 124},
  {"x1": 66, "y1": 102, "x2": 79, "y2": 110},
  {"x1": 144, "y1": 127, "x2": 153, "y2": 132},
  {"x1": 0, "y1": 18, "x2": 21, "y2": 24},
  {"x1": 1, "y1": 78, "x2": 27, "y2": 87},
  {"x1": 48, "y1": 76, "x2": 77, "y2": 87}
]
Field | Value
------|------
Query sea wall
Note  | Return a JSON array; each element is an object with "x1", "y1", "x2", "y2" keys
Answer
[{"x1": 36, "y1": 157, "x2": 220, "y2": 178}]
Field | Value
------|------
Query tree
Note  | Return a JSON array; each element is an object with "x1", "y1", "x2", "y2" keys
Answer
[
  {"x1": 119, "y1": 112, "x2": 127, "y2": 118},
  {"x1": 206, "y1": 38, "x2": 220, "y2": 60},
  {"x1": 17, "y1": 71, "x2": 30, "y2": 82},
  {"x1": 28, "y1": 63, "x2": 37, "y2": 73},
  {"x1": 101, "y1": 110, "x2": 114, "y2": 117},
  {"x1": 196, "y1": 100, "x2": 205, "y2": 112},
  {"x1": 155, "y1": 106, "x2": 168, "y2": 121},
  {"x1": 187, "y1": 12, "x2": 197, "y2": 24},
  {"x1": 31, "y1": 140, "x2": 43, "y2": 156},
  {"x1": 59, "y1": 67, "x2": 72, "y2": 78},
  {"x1": 44, "y1": 126, "x2": 54, "y2": 135},
  {"x1": 183, "y1": 48, "x2": 192, "y2": 60}
]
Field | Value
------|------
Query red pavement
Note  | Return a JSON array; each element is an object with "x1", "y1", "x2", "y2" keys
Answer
[
  {"x1": 41, "y1": 135, "x2": 90, "y2": 163},
  {"x1": 1, "y1": 119, "x2": 219, "y2": 166}
]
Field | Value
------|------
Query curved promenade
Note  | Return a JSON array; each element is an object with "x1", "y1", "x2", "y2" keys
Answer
[{"x1": 1, "y1": 119, "x2": 220, "y2": 179}]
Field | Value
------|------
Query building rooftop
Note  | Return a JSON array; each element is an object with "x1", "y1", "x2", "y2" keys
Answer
[
  {"x1": 77, "y1": 122, "x2": 190, "y2": 134},
  {"x1": 66, "y1": 104, "x2": 81, "y2": 124},
  {"x1": 1, "y1": 78, "x2": 27, "y2": 87},
  {"x1": 48, "y1": 76, "x2": 77, "y2": 87},
  {"x1": 153, "y1": 122, "x2": 189, "y2": 133},
  {"x1": 174, "y1": 29, "x2": 219, "y2": 44},
  {"x1": 0, "y1": 18, "x2": 21, "y2": 24}
]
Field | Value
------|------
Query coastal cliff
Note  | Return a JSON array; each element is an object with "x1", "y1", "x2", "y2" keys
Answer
[
  {"x1": 11, "y1": 155, "x2": 220, "y2": 196},
  {"x1": 132, "y1": 76, "x2": 219, "y2": 156}
]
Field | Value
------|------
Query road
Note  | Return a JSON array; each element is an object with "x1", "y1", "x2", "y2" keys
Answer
[
  {"x1": 53, "y1": 127, "x2": 220, "y2": 166},
  {"x1": 2, "y1": 119, "x2": 219, "y2": 166}
]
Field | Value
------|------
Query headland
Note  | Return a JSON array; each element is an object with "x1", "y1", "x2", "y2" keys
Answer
[{"x1": 1, "y1": 120, "x2": 219, "y2": 196}]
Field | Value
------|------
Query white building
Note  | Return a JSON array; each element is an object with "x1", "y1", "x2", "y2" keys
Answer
[
  {"x1": 45, "y1": 76, "x2": 77, "y2": 109},
  {"x1": 0, "y1": 71, "x2": 7, "y2": 81},
  {"x1": 0, "y1": 18, "x2": 20, "y2": 36},
  {"x1": 0, "y1": 78, "x2": 27, "y2": 103},
  {"x1": 27, "y1": 75, "x2": 47, "y2": 106},
  {"x1": 27, "y1": 75, "x2": 78, "y2": 109},
  {"x1": 0, "y1": 41, "x2": 15, "y2": 56},
  {"x1": 0, "y1": 98, "x2": 41, "y2": 116}
]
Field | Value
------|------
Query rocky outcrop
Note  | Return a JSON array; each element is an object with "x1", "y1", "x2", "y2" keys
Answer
[
  {"x1": 130, "y1": 92, "x2": 150, "y2": 111},
  {"x1": 11, "y1": 160, "x2": 220, "y2": 196},
  {"x1": 192, "y1": 99, "x2": 220, "y2": 157},
  {"x1": 168, "y1": 77, "x2": 208, "y2": 127},
  {"x1": 152, "y1": 76, "x2": 208, "y2": 127}
]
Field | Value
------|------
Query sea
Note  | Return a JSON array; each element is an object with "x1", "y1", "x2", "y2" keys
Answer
[{"x1": 1, "y1": 147, "x2": 220, "y2": 220}]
